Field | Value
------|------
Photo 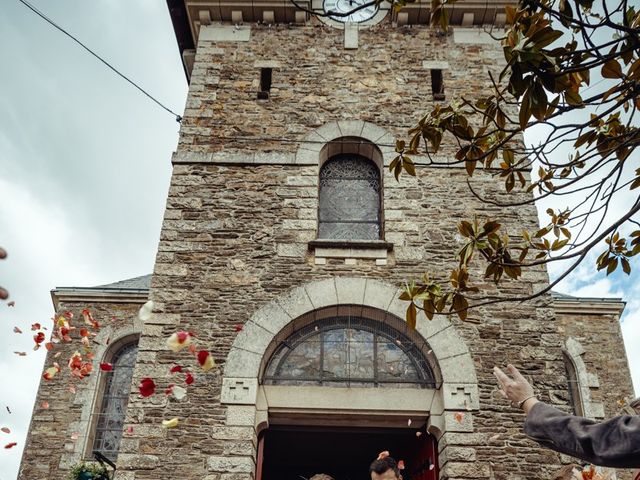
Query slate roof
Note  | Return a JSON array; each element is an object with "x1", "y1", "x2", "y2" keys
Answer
[{"x1": 92, "y1": 274, "x2": 152, "y2": 290}]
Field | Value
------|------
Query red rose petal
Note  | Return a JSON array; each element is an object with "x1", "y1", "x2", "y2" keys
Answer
[
  {"x1": 138, "y1": 378, "x2": 156, "y2": 397},
  {"x1": 234, "y1": 324, "x2": 244, "y2": 332},
  {"x1": 100, "y1": 363, "x2": 113, "y2": 372},
  {"x1": 1, "y1": 427, "x2": 10, "y2": 434},
  {"x1": 31, "y1": 323, "x2": 41, "y2": 331},
  {"x1": 398, "y1": 460, "x2": 405, "y2": 470},
  {"x1": 4, "y1": 442, "x2": 17, "y2": 449},
  {"x1": 170, "y1": 365, "x2": 183, "y2": 373},
  {"x1": 185, "y1": 372, "x2": 194, "y2": 385},
  {"x1": 13, "y1": 327, "x2": 22, "y2": 334}
]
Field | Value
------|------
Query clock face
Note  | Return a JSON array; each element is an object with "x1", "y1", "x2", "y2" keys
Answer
[{"x1": 323, "y1": 0, "x2": 379, "y2": 23}]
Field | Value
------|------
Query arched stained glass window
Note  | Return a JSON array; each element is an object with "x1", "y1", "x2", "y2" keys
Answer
[
  {"x1": 264, "y1": 316, "x2": 435, "y2": 388},
  {"x1": 318, "y1": 154, "x2": 382, "y2": 240},
  {"x1": 92, "y1": 340, "x2": 138, "y2": 461}
]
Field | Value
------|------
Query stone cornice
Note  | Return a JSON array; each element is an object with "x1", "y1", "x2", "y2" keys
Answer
[
  {"x1": 51, "y1": 287, "x2": 149, "y2": 311},
  {"x1": 553, "y1": 297, "x2": 625, "y2": 316},
  {"x1": 167, "y1": 0, "x2": 517, "y2": 80}
]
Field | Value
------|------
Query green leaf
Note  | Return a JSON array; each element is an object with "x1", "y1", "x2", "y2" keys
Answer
[
  {"x1": 423, "y1": 300, "x2": 435, "y2": 320},
  {"x1": 465, "y1": 160, "x2": 476, "y2": 176},
  {"x1": 622, "y1": 257, "x2": 631, "y2": 275},
  {"x1": 519, "y1": 87, "x2": 532, "y2": 129},
  {"x1": 403, "y1": 156, "x2": 417, "y2": 176},
  {"x1": 406, "y1": 302, "x2": 417, "y2": 330},
  {"x1": 606, "y1": 257, "x2": 618, "y2": 275},
  {"x1": 601, "y1": 59, "x2": 623, "y2": 79}
]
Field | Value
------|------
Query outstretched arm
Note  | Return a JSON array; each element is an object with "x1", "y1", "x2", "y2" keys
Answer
[{"x1": 494, "y1": 364, "x2": 640, "y2": 468}]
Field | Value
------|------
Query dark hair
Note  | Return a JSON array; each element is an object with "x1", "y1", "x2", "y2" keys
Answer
[{"x1": 369, "y1": 456, "x2": 400, "y2": 477}]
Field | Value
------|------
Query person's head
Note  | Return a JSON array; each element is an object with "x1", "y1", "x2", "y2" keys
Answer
[
  {"x1": 309, "y1": 475, "x2": 334, "y2": 480},
  {"x1": 369, "y1": 455, "x2": 402, "y2": 480}
]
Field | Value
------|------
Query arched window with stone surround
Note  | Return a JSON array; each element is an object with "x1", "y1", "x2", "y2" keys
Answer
[
  {"x1": 89, "y1": 337, "x2": 139, "y2": 461},
  {"x1": 318, "y1": 145, "x2": 383, "y2": 241},
  {"x1": 264, "y1": 307, "x2": 435, "y2": 388}
]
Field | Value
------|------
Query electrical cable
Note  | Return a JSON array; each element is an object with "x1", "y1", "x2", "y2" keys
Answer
[{"x1": 16, "y1": 0, "x2": 183, "y2": 123}]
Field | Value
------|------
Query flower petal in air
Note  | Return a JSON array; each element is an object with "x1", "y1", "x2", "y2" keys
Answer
[
  {"x1": 197, "y1": 350, "x2": 215, "y2": 372},
  {"x1": 1, "y1": 427, "x2": 10, "y2": 434},
  {"x1": 4, "y1": 442, "x2": 17, "y2": 449},
  {"x1": 398, "y1": 460, "x2": 405, "y2": 470},
  {"x1": 185, "y1": 372, "x2": 194, "y2": 385},
  {"x1": 377, "y1": 451, "x2": 390, "y2": 461},
  {"x1": 170, "y1": 365, "x2": 183, "y2": 373},
  {"x1": 162, "y1": 418, "x2": 179, "y2": 429},
  {"x1": 171, "y1": 385, "x2": 187, "y2": 400},
  {"x1": 166, "y1": 331, "x2": 192, "y2": 353},
  {"x1": 138, "y1": 300, "x2": 154, "y2": 321},
  {"x1": 100, "y1": 363, "x2": 113, "y2": 372},
  {"x1": 13, "y1": 327, "x2": 22, "y2": 334},
  {"x1": 138, "y1": 378, "x2": 156, "y2": 397}
]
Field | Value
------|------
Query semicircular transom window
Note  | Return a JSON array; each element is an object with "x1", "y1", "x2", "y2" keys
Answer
[
  {"x1": 265, "y1": 316, "x2": 435, "y2": 388},
  {"x1": 318, "y1": 154, "x2": 381, "y2": 240}
]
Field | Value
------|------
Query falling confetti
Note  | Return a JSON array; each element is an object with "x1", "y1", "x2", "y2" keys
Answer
[
  {"x1": 407, "y1": 419, "x2": 412, "y2": 426},
  {"x1": 162, "y1": 418, "x2": 179, "y2": 429},
  {"x1": 429, "y1": 464, "x2": 435, "y2": 471},
  {"x1": 138, "y1": 378, "x2": 156, "y2": 397},
  {"x1": 415, "y1": 431, "x2": 422, "y2": 437},
  {"x1": 197, "y1": 350, "x2": 215, "y2": 372},
  {"x1": 1, "y1": 427, "x2": 10, "y2": 434},
  {"x1": 13, "y1": 327, "x2": 22, "y2": 334},
  {"x1": 377, "y1": 451, "x2": 390, "y2": 460},
  {"x1": 398, "y1": 460, "x2": 405, "y2": 470},
  {"x1": 138, "y1": 301, "x2": 154, "y2": 321},
  {"x1": 167, "y1": 331, "x2": 192, "y2": 353}
]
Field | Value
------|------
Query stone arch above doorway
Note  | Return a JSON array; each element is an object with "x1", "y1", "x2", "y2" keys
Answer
[{"x1": 222, "y1": 277, "x2": 479, "y2": 414}]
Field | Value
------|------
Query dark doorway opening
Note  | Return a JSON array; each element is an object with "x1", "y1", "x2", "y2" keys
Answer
[{"x1": 261, "y1": 425, "x2": 438, "y2": 480}]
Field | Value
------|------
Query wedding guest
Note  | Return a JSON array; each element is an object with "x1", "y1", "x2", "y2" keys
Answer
[{"x1": 494, "y1": 364, "x2": 640, "y2": 468}]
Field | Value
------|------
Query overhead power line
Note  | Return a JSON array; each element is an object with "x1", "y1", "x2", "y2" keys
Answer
[{"x1": 16, "y1": 0, "x2": 183, "y2": 122}]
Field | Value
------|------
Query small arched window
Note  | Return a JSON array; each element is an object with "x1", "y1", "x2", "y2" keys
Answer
[
  {"x1": 91, "y1": 340, "x2": 139, "y2": 461},
  {"x1": 264, "y1": 315, "x2": 435, "y2": 388},
  {"x1": 318, "y1": 154, "x2": 382, "y2": 240}
]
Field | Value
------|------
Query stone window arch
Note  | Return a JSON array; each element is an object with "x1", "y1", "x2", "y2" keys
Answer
[
  {"x1": 89, "y1": 336, "x2": 139, "y2": 461},
  {"x1": 562, "y1": 349, "x2": 584, "y2": 416},
  {"x1": 317, "y1": 137, "x2": 384, "y2": 241},
  {"x1": 263, "y1": 306, "x2": 436, "y2": 388}
]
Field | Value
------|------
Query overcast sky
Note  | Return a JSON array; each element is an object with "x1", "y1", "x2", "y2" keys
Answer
[{"x1": 0, "y1": 2, "x2": 637, "y2": 480}]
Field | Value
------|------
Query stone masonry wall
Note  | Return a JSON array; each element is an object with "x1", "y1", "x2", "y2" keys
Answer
[
  {"x1": 119, "y1": 22, "x2": 613, "y2": 480},
  {"x1": 19, "y1": 300, "x2": 143, "y2": 480},
  {"x1": 557, "y1": 308, "x2": 635, "y2": 414},
  {"x1": 20, "y1": 19, "x2": 636, "y2": 480}
]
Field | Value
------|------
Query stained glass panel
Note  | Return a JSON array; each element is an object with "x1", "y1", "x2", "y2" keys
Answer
[
  {"x1": 93, "y1": 341, "x2": 138, "y2": 462},
  {"x1": 264, "y1": 317, "x2": 434, "y2": 387},
  {"x1": 318, "y1": 155, "x2": 381, "y2": 240}
]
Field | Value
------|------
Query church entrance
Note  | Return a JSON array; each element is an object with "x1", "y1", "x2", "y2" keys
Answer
[{"x1": 259, "y1": 425, "x2": 438, "y2": 480}]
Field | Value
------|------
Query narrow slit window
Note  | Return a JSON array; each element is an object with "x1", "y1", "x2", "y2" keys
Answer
[
  {"x1": 431, "y1": 69, "x2": 445, "y2": 100},
  {"x1": 258, "y1": 68, "x2": 272, "y2": 99}
]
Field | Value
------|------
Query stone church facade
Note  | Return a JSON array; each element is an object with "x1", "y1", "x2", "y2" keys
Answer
[{"x1": 19, "y1": 1, "x2": 635, "y2": 479}]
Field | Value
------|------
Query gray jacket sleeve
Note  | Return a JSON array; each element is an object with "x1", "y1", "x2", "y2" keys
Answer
[{"x1": 523, "y1": 402, "x2": 640, "y2": 468}]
